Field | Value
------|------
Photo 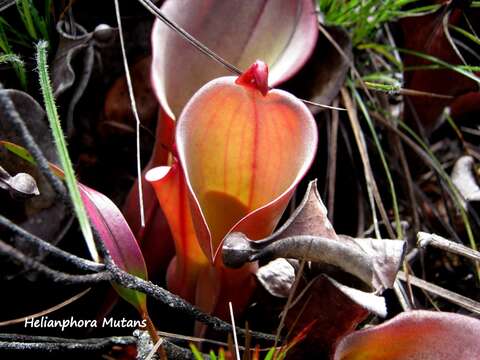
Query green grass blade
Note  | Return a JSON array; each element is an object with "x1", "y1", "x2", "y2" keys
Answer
[
  {"x1": 189, "y1": 344, "x2": 206, "y2": 360},
  {"x1": 0, "y1": 18, "x2": 11, "y2": 53},
  {"x1": 28, "y1": 1, "x2": 48, "y2": 40},
  {"x1": 263, "y1": 347, "x2": 276, "y2": 360},
  {"x1": 449, "y1": 24, "x2": 480, "y2": 46},
  {"x1": 318, "y1": 0, "x2": 424, "y2": 45},
  {"x1": 0, "y1": 17, "x2": 30, "y2": 48},
  {"x1": 36, "y1": 40, "x2": 98, "y2": 261},
  {"x1": 17, "y1": 0, "x2": 37, "y2": 40},
  {"x1": 350, "y1": 82, "x2": 403, "y2": 238},
  {"x1": 396, "y1": 47, "x2": 480, "y2": 84}
]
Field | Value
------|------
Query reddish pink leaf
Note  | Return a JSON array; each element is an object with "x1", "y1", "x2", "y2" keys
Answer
[
  {"x1": 79, "y1": 184, "x2": 149, "y2": 314},
  {"x1": 151, "y1": 0, "x2": 318, "y2": 119},
  {"x1": 334, "y1": 310, "x2": 480, "y2": 360}
]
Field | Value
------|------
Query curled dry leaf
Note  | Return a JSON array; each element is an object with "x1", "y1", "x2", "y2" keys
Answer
[
  {"x1": 334, "y1": 310, "x2": 480, "y2": 360},
  {"x1": 226, "y1": 233, "x2": 377, "y2": 289},
  {"x1": 347, "y1": 235, "x2": 406, "y2": 291},
  {"x1": 223, "y1": 180, "x2": 405, "y2": 292},
  {"x1": 151, "y1": 0, "x2": 318, "y2": 119},
  {"x1": 266, "y1": 178, "x2": 338, "y2": 240},
  {"x1": 257, "y1": 262, "x2": 386, "y2": 310},
  {"x1": 221, "y1": 178, "x2": 338, "y2": 269},
  {"x1": 451, "y1": 155, "x2": 480, "y2": 207}
]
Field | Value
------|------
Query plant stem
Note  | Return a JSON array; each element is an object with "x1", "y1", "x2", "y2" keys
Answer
[{"x1": 143, "y1": 312, "x2": 160, "y2": 344}]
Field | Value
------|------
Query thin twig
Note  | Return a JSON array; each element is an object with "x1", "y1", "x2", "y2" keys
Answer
[
  {"x1": 393, "y1": 280, "x2": 412, "y2": 311},
  {"x1": 394, "y1": 135, "x2": 420, "y2": 233},
  {"x1": 0, "y1": 334, "x2": 135, "y2": 352},
  {"x1": 397, "y1": 271, "x2": 480, "y2": 315},
  {"x1": 0, "y1": 332, "x2": 200, "y2": 358},
  {"x1": 341, "y1": 88, "x2": 395, "y2": 239},
  {"x1": 327, "y1": 100, "x2": 339, "y2": 219},
  {"x1": 0, "y1": 213, "x2": 103, "y2": 272},
  {"x1": 0, "y1": 0, "x2": 15, "y2": 12},
  {"x1": 299, "y1": 99, "x2": 346, "y2": 111},
  {"x1": 0, "y1": 239, "x2": 111, "y2": 284},
  {"x1": 418, "y1": 232, "x2": 480, "y2": 263},
  {"x1": 342, "y1": 88, "x2": 380, "y2": 238},
  {"x1": 145, "y1": 337, "x2": 164, "y2": 360},
  {"x1": 114, "y1": 0, "x2": 145, "y2": 228},
  {"x1": 229, "y1": 302, "x2": 241, "y2": 360},
  {"x1": 0, "y1": 288, "x2": 91, "y2": 327}
]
